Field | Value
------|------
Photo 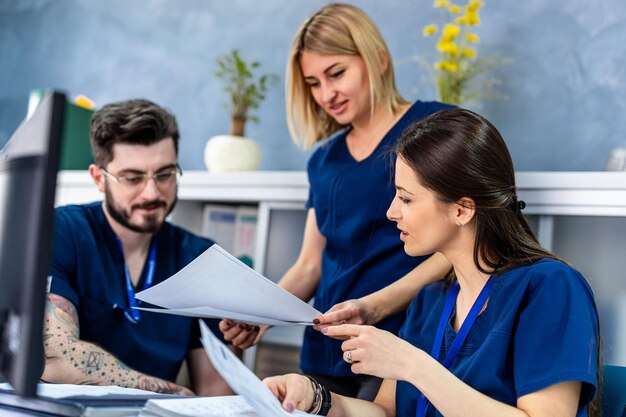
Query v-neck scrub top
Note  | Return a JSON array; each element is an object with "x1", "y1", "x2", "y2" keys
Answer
[
  {"x1": 396, "y1": 259, "x2": 599, "y2": 417},
  {"x1": 49, "y1": 202, "x2": 219, "y2": 382},
  {"x1": 300, "y1": 101, "x2": 454, "y2": 377}
]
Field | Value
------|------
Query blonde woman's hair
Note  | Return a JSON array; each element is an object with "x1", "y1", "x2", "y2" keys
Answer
[{"x1": 286, "y1": 3, "x2": 407, "y2": 149}]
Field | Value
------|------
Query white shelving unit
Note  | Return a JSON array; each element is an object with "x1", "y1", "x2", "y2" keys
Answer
[{"x1": 56, "y1": 170, "x2": 626, "y2": 367}]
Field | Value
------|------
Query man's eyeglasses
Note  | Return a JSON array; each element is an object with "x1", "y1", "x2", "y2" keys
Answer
[{"x1": 100, "y1": 165, "x2": 182, "y2": 190}]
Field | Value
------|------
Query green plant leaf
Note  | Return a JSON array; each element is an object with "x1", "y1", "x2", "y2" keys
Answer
[{"x1": 214, "y1": 49, "x2": 278, "y2": 128}]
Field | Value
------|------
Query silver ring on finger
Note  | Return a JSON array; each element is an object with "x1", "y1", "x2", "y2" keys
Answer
[{"x1": 345, "y1": 350, "x2": 353, "y2": 364}]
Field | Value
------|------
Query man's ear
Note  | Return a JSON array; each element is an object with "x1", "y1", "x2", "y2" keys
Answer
[
  {"x1": 89, "y1": 164, "x2": 105, "y2": 193},
  {"x1": 453, "y1": 197, "x2": 476, "y2": 227}
]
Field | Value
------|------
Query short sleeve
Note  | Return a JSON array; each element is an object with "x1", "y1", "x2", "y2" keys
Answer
[
  {"x1": 305, "y1": 158, "x2": 315, "y2": 210},
  {"x1": 305, "y1": 187, "x2": 314, "y2": 210},
  {"x1": 48, "y1": 209, "x2": 80, "y2": 307},
  {"x1": 513, "y1": 264, "x2": 598, "y2": 407}
]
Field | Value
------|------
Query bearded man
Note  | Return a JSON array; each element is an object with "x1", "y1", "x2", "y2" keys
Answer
[{"x1": 42, "y1": 99, "x2": 231, "y2": 396}]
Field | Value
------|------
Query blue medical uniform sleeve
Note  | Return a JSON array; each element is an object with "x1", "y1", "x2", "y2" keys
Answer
[
  {"x1": 305, "y1": 158, "x2": 316, "y2": 210},
  {"x1": 48, "y1": 208, "x2": 80, "y2": 307},
  {"x1": 513, "y1": 265, "x2": 598, "y2": 407}
]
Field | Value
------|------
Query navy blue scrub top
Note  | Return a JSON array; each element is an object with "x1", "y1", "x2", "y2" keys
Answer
[
  {"x1": 396, "y1": 259, "x2": 599, "y2": 417},
  {"x1": 301, "y1": 101, "x2": 454, "y2": 377},
  {"x1": 49, "y1": 202, "x2": 219, "y2": 382}
]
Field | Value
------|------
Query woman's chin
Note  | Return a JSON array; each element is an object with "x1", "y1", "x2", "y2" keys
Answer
[{"x1": 403, "y1": 243, "x2": 428, "y2": 258}]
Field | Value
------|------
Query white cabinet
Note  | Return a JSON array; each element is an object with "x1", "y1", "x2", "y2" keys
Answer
[{"x1": 56, "y1": 170, "x2": 626, "y2": 366}]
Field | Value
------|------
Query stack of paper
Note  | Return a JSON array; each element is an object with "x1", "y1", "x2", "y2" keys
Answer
[
  {"x1": 139, "y1": 395, "x2": 257, "y2": 417},
  {"x1": 136, "y1": 245, "x2": 320, "y2": 326}
]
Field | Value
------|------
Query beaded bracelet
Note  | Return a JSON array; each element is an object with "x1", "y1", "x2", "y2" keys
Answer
[{"x1": 305, "y1": 376, "x2": 331, "y2": 416}]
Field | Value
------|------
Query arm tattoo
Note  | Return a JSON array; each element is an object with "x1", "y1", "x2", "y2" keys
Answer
[
  {"x1": 43, "y1": 294, "x2": 186, "y2": 394},
  {"x1": 46, "y1": 294, "x2": 79, "y2": 336}
]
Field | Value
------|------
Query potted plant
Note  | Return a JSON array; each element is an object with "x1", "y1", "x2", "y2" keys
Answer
[{"x1": 204, "y1": 49, "x2": 278, "y2": 172}]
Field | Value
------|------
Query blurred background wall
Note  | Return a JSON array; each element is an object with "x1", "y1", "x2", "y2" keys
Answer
[{"x1": 1, "y1": 0, "x2": 625, "y2": 172}]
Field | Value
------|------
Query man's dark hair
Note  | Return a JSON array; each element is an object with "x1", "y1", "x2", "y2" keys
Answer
[{"x1": 90, "y1": 99, "x2": 180, "y2": 167}]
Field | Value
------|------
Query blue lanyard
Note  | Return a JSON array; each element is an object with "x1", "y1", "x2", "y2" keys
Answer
[
  {"x1": 415, "y1": 277, "x2": 494, "y2": 417},
  {"x1": 115, "y1": 237, "x2": 157, "y2": 324}
]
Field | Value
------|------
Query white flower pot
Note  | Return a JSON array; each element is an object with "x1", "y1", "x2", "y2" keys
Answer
[
  {"x1": 605, "y1": 147, "x2": 626, "y2": 171},
  {"x1": 204, "y1": 135, "x2": 261, "y2": 172}
]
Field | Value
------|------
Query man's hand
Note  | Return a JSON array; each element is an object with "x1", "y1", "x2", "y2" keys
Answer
[{"x1": 135, "y1": 375, "x2": 194, "y2": 395}]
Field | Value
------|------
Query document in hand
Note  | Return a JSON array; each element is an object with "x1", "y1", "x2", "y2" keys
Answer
[
  {"x1": 198, "y1": 321, "x2": 313, "y2": 417},
  {"x1": 135, "y1": 245, "x2": 320, "y2": 326}
]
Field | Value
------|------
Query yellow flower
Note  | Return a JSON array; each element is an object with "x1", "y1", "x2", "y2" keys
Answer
[
  {"x1": 466, "y1": 33, "x2": 480, "y2": 43},
  {"x1": 437, "y1": 40, "x2": 459, "y2": 55},
  {"x1": 435, "y1": 61, "x2": 459, "y2": 72},
  {"x1": 441, "y1": 24, "x2": 461, "y2": 40},
  {"x1": 462, "y1": 47, "x2": 476, "y2": 58},
  {"x1": 423, "y1": 0, "x2": 505, "y2": 105},
  {"x1": 468, "y1": 0, "x2": 483, "y2": 11},
  {"x1": 423, "y1": 24, "x2": 438, "y2": 37},
  {"x1": 466, "y1": 10, "x2": 481, "y2": 26}
]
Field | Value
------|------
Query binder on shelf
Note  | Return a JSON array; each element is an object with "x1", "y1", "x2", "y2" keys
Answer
[
  {"x1": 201, "y1": 204, "x2": 237, "y2": 255},
  {"x1": 233, "y1": 206, "x2": 258, "y2": 269},
  {"x1": 201, "y1": 204, "x2": 258, "y2": 269}
]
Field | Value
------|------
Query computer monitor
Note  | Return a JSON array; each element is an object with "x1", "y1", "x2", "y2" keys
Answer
[{"x1": 0, "y1": 91, "x2": 65, "y2": 398}]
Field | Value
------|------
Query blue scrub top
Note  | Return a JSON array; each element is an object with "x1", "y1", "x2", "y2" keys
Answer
[
  {"x1": 396, "y1": 259, "x2": 599, "y2": 417},
  {"x1": 301, "y1": 101, "x2": 454, "y2": 377},
  {"x1": 49, "y1": 202, "x2": 219, "y2": 382}
]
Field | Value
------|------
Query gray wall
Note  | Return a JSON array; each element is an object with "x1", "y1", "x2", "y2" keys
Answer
[{"x1": 1, "y1": 0, "x2": 625, "y2": 171}]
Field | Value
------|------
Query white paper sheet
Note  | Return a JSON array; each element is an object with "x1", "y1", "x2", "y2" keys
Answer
[
  {"x1": 199, "y1": 321, "x2": 313, "y2": 417},
  {"x1": 137, "y1": 306, "x2": 312, "y2": 326},
  {"x1": 135, "y1": 245, "x2": 320, "y2": 325},
  {"x1": 140, "y1": 395, "x2": 257, "y2": 417}
]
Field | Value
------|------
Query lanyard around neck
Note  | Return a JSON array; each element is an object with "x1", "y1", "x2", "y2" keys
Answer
[
  {"x1": 116, "y1": 237, "x2": 157, "y2": 324},
  {"x1": 415, "y1": 277, "x2": 494, "y2": 417}
]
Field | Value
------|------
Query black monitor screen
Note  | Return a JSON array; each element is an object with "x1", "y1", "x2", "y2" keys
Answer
[{"x1": 0, "y1": 91, "x2": 64, "y2": 398}]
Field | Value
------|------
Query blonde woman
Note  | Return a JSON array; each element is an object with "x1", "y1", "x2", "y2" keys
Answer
[{"x1": 221, "y1": 3, "x2": 453, "y2": 399}]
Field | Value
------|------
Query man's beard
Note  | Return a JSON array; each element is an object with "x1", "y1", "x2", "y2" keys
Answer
[{"x1": 104, "y1": 185, "x2": 177, "y2": 233}]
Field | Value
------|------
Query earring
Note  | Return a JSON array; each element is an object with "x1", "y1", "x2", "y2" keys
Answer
[{"x1": 456, "y1": 222, "x2": 463, "y2": 227}]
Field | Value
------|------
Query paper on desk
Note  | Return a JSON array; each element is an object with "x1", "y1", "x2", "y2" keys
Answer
[
  {"x1": 140, "y1": 395, "x2": 257, "y2": 417},
  {"x1": 199, "y1": 321, "x2": 313, "y2": 417},
  {"x1": 135, "y1": 245, "x2": 320, "y2": 325}
]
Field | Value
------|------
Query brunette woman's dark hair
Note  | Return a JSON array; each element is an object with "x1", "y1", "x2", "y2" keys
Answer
[{"x1": 396, "y1": 108, "x2": 560, "y2": 274}]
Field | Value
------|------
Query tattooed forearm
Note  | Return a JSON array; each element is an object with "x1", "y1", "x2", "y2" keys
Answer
[{"x1": 42, "y1": 294, "x2": 192, "y2": 395}]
